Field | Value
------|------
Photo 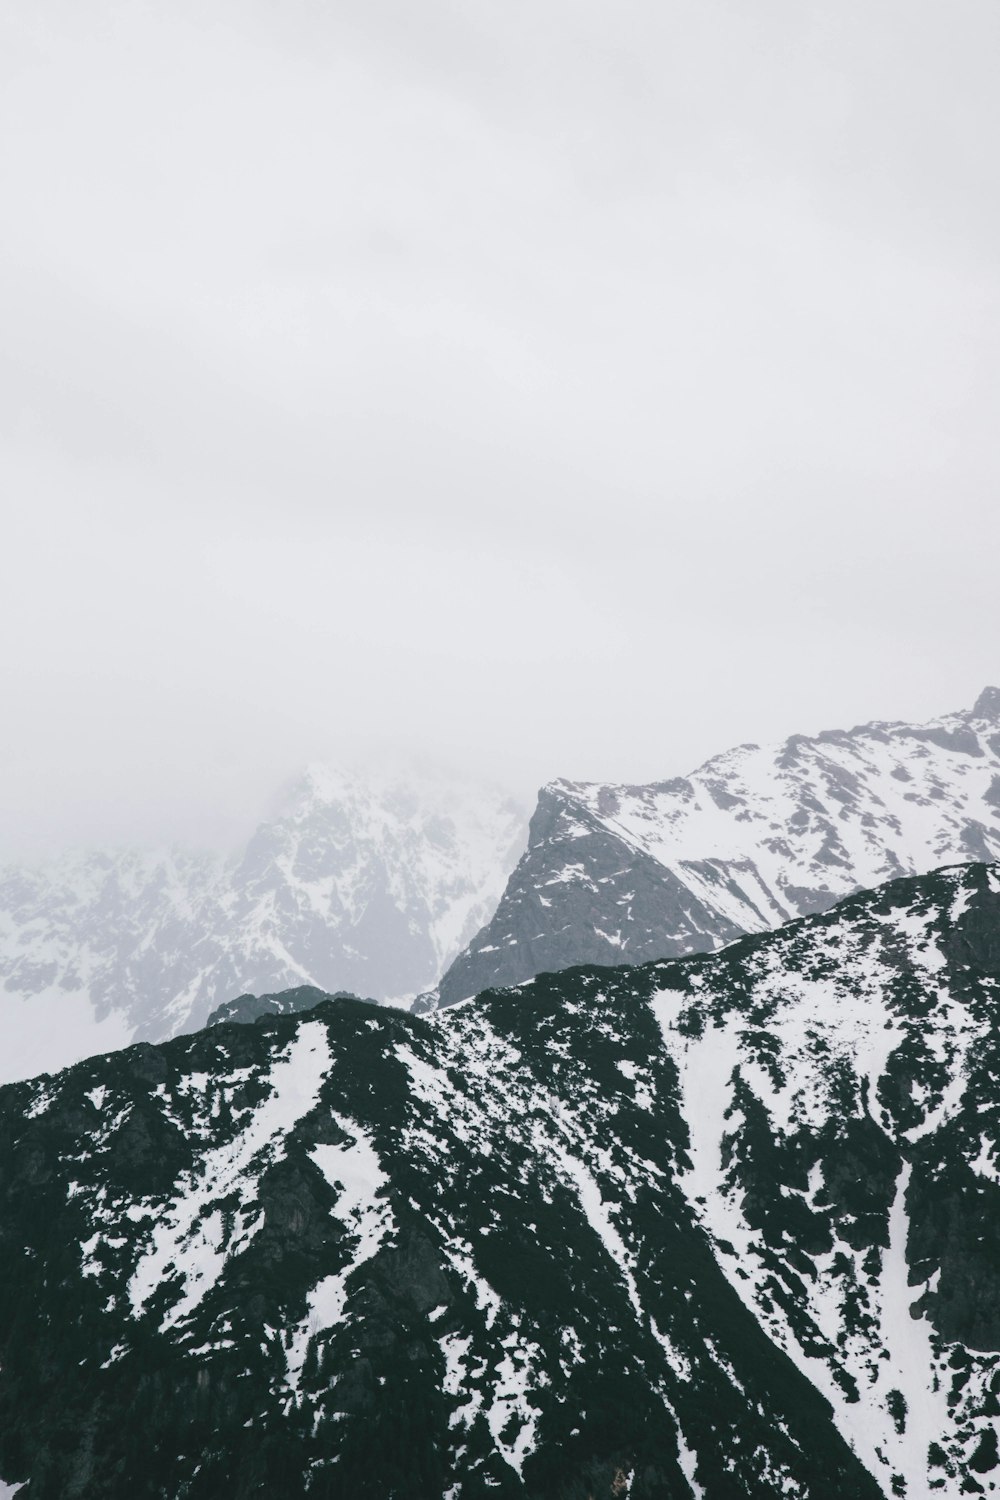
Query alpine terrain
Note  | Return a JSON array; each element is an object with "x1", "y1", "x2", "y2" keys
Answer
[
  {"x1": 0, "y1": 764, "x2": 526, "y2": 1084},
  {"x1": 430, "y1": 686, "x2": 1000, "y2": 1008},
  {"x1": 1, "y1": 861, "x2": 999, "y2": 1497}
]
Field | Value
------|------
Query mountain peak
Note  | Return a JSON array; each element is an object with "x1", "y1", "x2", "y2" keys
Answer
[
  {"x1": 0, "y1": 762, "x2": 528, "y2": 1083},
  {"x1": 436, "y1": 691, "x2": 1000, "y2": 1007},
  {"x1": 971, "y1": 684, "x2": 1000, "y2": 722}
]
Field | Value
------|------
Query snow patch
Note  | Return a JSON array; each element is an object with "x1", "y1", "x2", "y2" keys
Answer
[
  {"x1": 128, "y1": 1022, "x2": 332, "y2": 1328},
  {"x1": 283, "y1": 1115, "x2": 393, "y2": 1395}
]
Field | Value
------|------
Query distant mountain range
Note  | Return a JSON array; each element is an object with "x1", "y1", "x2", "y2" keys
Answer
[
  {"x1": 429, "y1": 685, "x2": 1000, "y2": 1008},
  {"x1": 4, "y1": 689, "x2": 1000, "y2": 1087},
  {"x1": 0, "y1": 765, "x2": 527, "y2": 1083},
  {"x1": 1, "y1": 861, "x2": 997, "y2": 1497}
]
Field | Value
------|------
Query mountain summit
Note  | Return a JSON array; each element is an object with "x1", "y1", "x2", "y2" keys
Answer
[
  {"x1": 431, "y1": 689, "x2": 1000, "y2": 1008},
  {"x1": 973, "y1": 684, "x2": 1000, "y2": 722},
  {"x1": 0, "y1": 764, "x2": 526, "y2": 1083}
]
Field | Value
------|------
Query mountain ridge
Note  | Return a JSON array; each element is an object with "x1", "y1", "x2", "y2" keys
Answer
[
  {"x1": 1, "y1": 861, "x2": 998, "y2": 1496},
  {"x1": 430, "y1": 687, "x2": 1000, "y2": 1009}
]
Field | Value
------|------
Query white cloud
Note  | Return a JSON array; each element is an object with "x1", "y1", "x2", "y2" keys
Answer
[{"x1": 1, "y1": 0, "x2": 998, "y2": 855}]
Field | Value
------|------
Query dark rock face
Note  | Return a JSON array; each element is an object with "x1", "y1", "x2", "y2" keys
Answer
[
  {"x1": 435, "y1": 785, "x2": 750, "y2": 1009},
  {"x1": 207, "y1": 985, "x2": 369, "y2": 1027},
  {"x1": 0, "y1": 863, "x2": 999, "y2": 1497},
  {"x1": 973, "y1": 685, "x2": 1000, "y2": 722},
  {"x1": 432, "y1": 690, "x2": 1000, "y2": 1009}
]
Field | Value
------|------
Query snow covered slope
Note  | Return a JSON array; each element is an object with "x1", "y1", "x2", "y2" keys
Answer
[
  {"x1": 0, "y1": 764, "x2": 526, "y2": 1082},
  {"x1": 1, "y1": 862, "x2": 998, "y2": 1496},
  {"x1": 433, "y1": 685, "x2": 1000, "y2": 1007}
]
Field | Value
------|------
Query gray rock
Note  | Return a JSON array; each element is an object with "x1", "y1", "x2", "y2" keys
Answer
[
  {"x1": 206, "y1": 985, "x2": 370, "y2": 1027},
  {"x1": 433, "y1": 687, "x2": 1000, "y2": 1008}
]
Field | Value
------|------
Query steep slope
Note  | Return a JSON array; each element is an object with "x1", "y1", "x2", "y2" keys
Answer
[
  {"x1": 432, "y1": 685, "x2": 1000, "y2": 1007},
  {"x1": 1, "y1": 863, "x2": 999, "y2": 1497},
  {"x1": 0, "y1": 764, "x2": 526, "y2": 1083}
]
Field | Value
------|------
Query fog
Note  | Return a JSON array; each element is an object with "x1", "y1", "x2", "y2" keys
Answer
[{"x1": 2, "y1": 1, "x2": 999, "y2": 857}]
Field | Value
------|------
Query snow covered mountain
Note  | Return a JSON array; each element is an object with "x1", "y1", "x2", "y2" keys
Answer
[
  {"x1": 1, "y1": 861, "x2": 998, "y2": 1497},
  {"x1": 431, "y1": 685, "x2": 1000, "y2": 1008},
  {"x1": 0, "y1": 764, "x2": 526, "y2": 1083}
]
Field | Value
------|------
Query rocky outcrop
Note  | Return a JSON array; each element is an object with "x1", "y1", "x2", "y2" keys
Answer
[{"x1": 206, "y1": 984, "x2": 370, "y2": 1027}]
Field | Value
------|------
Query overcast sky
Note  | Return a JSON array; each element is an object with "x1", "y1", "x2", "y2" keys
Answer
[{"x1": 2, "y1": 0, "x2": 999, "y2": 856}]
